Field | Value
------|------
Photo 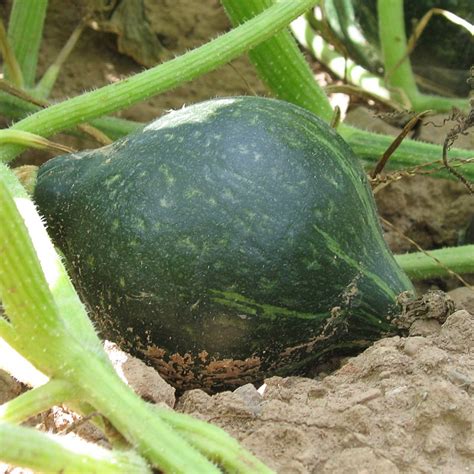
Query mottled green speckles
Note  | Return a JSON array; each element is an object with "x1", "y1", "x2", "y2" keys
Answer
[
  {"x1": 221, "y1": 188, "x2": 235, "y2": 202},
  {"x1": 185, "y1": 188, "x2": 204, "y2": 199},
  {"x1": 119, "y1": 276, "x2": 126, "y2": 288},
  {"x1": 135, "y1": 217, "x2": 146, "y2": 231},
  {"x1": 305, "y1": 259, "x2": 322, "y2": 271},
  {"x1": 238, "y1": 144, "x2": 249, "y2": 155},
  {"x1": 111, "y1": 218, "x2": 120, "y2": 231},
  {"x1": 105, "y1": 174, "x2": 121, "y2": 187},
  {"x1": 159, "y1": 197, "x2": 172, "y2": 208},
  {"x1": 86, "y1": 255, "x2": 95, "y2": 267},
  {"x1": 159, "y1": 164, "x2": 175, "y2": 186},
  {"x1": 179, "y1": 236, "x2": 198, "y2": 253},
  {"x1": 244, "y1": 209, "x2": 257, "y2": 221}
]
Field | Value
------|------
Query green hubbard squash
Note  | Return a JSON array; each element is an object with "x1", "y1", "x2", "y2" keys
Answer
[{"x1": 33, "y1": 96, "x2": 414, "y2": 392}]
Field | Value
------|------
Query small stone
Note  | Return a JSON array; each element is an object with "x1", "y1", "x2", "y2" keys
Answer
[
  {"x1": 350, "y1": 388, "x2": 382, "y2": 405},
  {"x1": 436, "y1": 310, "x2": 474, "y2": 353},
  {"x1": 403, "y1": 336, "x2": 428, "y2": 356},
  {"x1": 234, "y1": 383, "x2": 263, "y2": 416},
  {"x1": 448, "y1": 287, "x2": 474, "y2": 315},
  {"x1": 409, "y1": 319, "x2": 441, "y2": 336},
  {"x1": 447, "y1": 369, "x2": 472, "y2": 391}
]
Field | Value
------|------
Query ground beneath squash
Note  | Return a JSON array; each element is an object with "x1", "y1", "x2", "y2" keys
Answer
[{"x1": 1, "y1": 0, "x2": 473, "y2": 472}]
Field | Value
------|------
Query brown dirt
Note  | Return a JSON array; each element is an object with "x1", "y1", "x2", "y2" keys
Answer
[{"x1": 1, "y1": 0, "x2": 474, "y2": 472}]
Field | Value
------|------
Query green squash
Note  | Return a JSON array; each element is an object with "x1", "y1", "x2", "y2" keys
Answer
[{"x1": 34, "y1": 97, "x2": 413, "y2": 391}]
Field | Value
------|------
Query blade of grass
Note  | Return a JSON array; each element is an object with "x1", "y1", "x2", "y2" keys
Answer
[
  {"x1": 0, "y1": 19, "x2": 23, "y2": 88},
  {"x1": 0, "y1": 130, "x2": 74, "y2": 154},
  {"x1": 6, "y1": 0, "x2": 48, "y2": 87},
  {"x1": 35, "y1": 21, "x2": 86, "y2": 99}
]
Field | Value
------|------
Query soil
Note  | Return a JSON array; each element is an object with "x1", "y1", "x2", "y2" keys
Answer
[{"x1": 1, "y1": 0, "x2": 473, "y2": 472}]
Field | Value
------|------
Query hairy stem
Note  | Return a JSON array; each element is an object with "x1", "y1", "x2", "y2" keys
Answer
[
  {"x1": 0, "y1": 422, "x2": 151, "y2": 474},
  {"x1": 0, "y1": 379, "x2": 75, "y2": 424}
]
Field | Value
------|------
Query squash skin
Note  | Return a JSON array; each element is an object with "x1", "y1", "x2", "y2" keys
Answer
[{"x1": 34, "y1": 97, "x2": 413, "y2": 391}]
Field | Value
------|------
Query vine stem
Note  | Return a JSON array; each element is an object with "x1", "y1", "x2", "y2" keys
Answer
[
  {"x1": 0, "y1": 0, "x2": 318, "y2": 163},
  {"x1": 0, "y1": 422, "x2": 151, "y2": 474},
  {"x1": 377, "y1": 0, "x2": 467, "y2": 112},
  {"x1": 395, "y1": 245, "x2": 474, "y2": 281},
  {"x1": 0, "y1": 379, "x2": 75, "y2": 424}
]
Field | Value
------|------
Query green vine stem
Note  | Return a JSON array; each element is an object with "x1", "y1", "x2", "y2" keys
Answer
[
  {"x1": 221, "y1": 0, "x2": 334, "y2": 122},
  {"x1": 6, "y1": 0, "x2": 48, "y2": 88},
  {"x1": 377, "y1": 0, "x2": 419, "y2": 106},
  {"x1": 395, "y1": 245, "x2": 474, "y2": 280},
  {"x1": 0, "y1": 88, "x2": 139, "y2": 141},
  {"x1": 0, "y1": 0, "x2": 318, "y2": 164},
  {"x1": 291, "y1": 4, "x2": 469, "y2": 112},
  {"x1": 377, "y1": 0, "x2": 468, "y2": 112},
  {"x1": 342, "y1": 126, "x2": 474, "y2": 181},
  {"x1": 0, "y1": 422, "x2": 151, "y2": 474},
  {"x1": 0, "y1": 379, "x2": 75, "y2": 424}
]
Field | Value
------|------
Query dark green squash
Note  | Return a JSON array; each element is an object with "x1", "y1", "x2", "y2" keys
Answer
[{"x1": 34, "y1": 97, "x2": 413, "y2": 391}]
